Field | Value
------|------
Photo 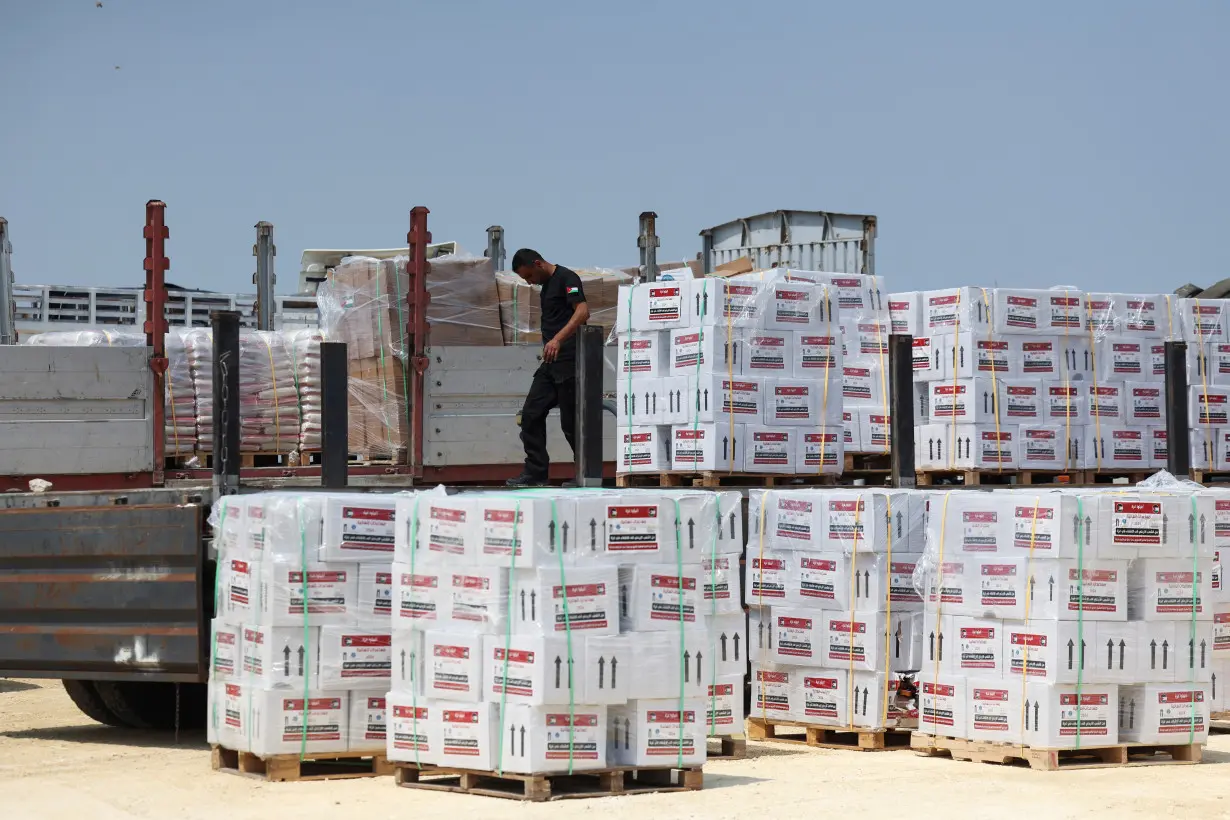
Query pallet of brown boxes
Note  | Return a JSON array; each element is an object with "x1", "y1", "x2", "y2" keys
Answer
[
  {"x1": 317, "y1": 254, "x2": 504, "y2": 463},
  {"x1": 497, "y1": 267, "x2": 634, "y2": 344}
]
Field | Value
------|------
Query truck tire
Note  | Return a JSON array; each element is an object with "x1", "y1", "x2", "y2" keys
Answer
[{"x1": 61, "y1": 680, "x2": 129, "y2": 728}]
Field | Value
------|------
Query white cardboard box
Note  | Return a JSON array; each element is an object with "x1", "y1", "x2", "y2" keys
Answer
[
  {"x1": 483, "y1": 634, "x2": 589, "y2": 705},
  {"x1": 239, "y1": 624, "x2": 319, "y2": 689},
  {"x1": 966, "y1": 677, "x2": 1024, "y2": 743},
  {"x1": 888, "y1": 291, "x2": 922, "y2": 336},
  {"x1": 921, "y1": 611, "x2": 957, "y2": 674},
  {"x1": 349, "y1": 694, "x2": 387, "y2": 752},
  {"x1": 953, "y1": 617, "x2": 1005, "y2": 677},
  {"x1": 618, "y1": 331, "x2": 669, "y2": 378},
  {"x1": 257, "y1": 560, "x2": 359, "y2": 627},
  {"x1": 751, "y1": 663, "x2": 799, "y2": 721},
  {"x1": 602, "y1": 496, "x2": 680, "y2": 563},
  {"x1": 583, "y1": 634, "x2": 632, "y2": 705},
  {"x1": 842, "y1": 364, "x2": 886, "y2": 407},
  {"x1": 410, "y1": 495, "x2": 475, "y2": 565},
  {"x1": 391, "y1": 628, "x2": 423, "y2": 693},
  {"x1": 1042, "y1": 382, "x2": 1089, "y2": 424},
  {"x1": 855, "y1": 409, "x2": 893, "y2": 454},
  {"x1": 916, "y1": 424, "x2": 1017, "y2": 471},
  {"x1": 924, "y1": 490, "x2": 1015, "y2": 555},
  {"x1": 1017, "y1": 337, "x2": 1062, "y2": 379},
  {"x1": 618, "y1": 377, "x2": 664, "y2": 426},
  {"x1": 356, "y1": 564, "x2": 394, "y2": 629},
  {"x1": 1097, "y1": 338, "x2": 1152, "y2": 382},
  {"x1": 434, "y1": 701, "x2": 499, "y2": 770},
  {"x1": 742, "y1": 331, "x2": 794, "y2": 376},
  {"x1": 818, "y1": 610, "x2": 918, "y2": 673},
  {"x1": 1118, "y1": 683, "x2": 1210, "y2": 745},
  {"x1": 1002, "y1": 620, "x2": 1092, "y2": 684},
  {"x1": 921, "y1": 288, "x2": 991, "y2": 334},
  {"x1": 748, "y1": 552, "x2": 791, "y2": 606},
  {"x1": 318, "y1": 628, "x2": 391, "y2": 691},
  {"x1": 706, "y1": 675, "x2": 746, "y2": 736},
  {"x1": 218, "y1": 555, "x2": 259, "y2": 626},
  {"x1": 842, "y1": 319, "x2": 891, "y2": 363},
  {"x1": 498, "y1": 703, "x2": 608, "y2": 773},
  {"x1": 912, "y1": 335, "x2": 941, "y2": 382},
  {"x1": 422, "y1": 630, "x2": 484, "y2": 702},
  {"x1": 917, "y1": 675, "x2": 967, "y2": 738},
  {"x1": 618, "y1": 426, "x2": 670, "y2": 473},
  {"x1": 386, "y1": 691, "x2": 434, "y2": 765},
  {"x1": 770, "y1": 608, "x2": 826, "y2": 667},
  {"x1": 228, "y1": 684, "x2": 349, "y2": 756},
  {"x1": 1023, "y1": 682, "x2": 1119, "y2": 748},
  {"x1": 211, "y1": 619, "x2": 240, "y2": 680},
  {"x1": 685, "y1": 375, "x2": 764, "y2": 424},
  {"x1": 391, "y1": 564, "x2": 444, "y2": 628},
  {"x1": 793, "y1": 331, "x2": 843, "y2": 380},
  {"x1": 796, "y1": 430, "x2": 844, "y2": 474},
  {"x1": 617, "y1": 283, "x2": 686, "y2": 331},
  {"x1": 668, "y1": 327, "x2": 739, "y2": 376},
  {"x1": 999, "y1": 380, "x2": 1045, "y2": 423},
  {"x1": 690, "y1": 278, "x2": 765, "y2": 328},
  {"x1": 618, "y1": 565, "x2": 707, "y2": 633},
  {"x1": 929, "y1": 378, "x2": 1009, "y2": 424},
  {"x1": 670, "y1": 422, "x2": 743, "y2": 471},
  {"x1": 931, "y1": 332, "x2": 1017, "y2": 379},
  {"x1": 993, "y1": 288, "x2": 1086, "y2": 336},
  {"x1": 1190, "y1": 385, "x2": 1230, "y2": 428},
  {"x1": 623, "y1": 629, "x2": 715, "y2": 700},
  {"x1": 764, "y1": 281, "x2": 827, "y2": 330},
  {"x1": 510, "y1": 566, "x2": 619, "y2": 636},
  {"x1": 1086, "y1": 383, "x2": 1128, "y2": 424},
  {"x1": 1084, "y1": 426, "x2": 1148, "y2": 471},
  {"x1": 764, "y1": 378, "x2": 842, "y2": 426},
  {"x1": 1177, "y1": 299, "x2": 1230, "y2": 343},
  {"x1": 1025, "y1": 558, "x2": 1130, "y2": 622},
  {"x1": 321, "y1": 495, "x2": 399, "y2": 563},
  {"x1": 744, "y1": 426, "x2": 796, "y2": 473},
  {"x1": 608, "y1": 698, "x2": 707, "y2": 767},
  {"x1": 1128, "y1": 559, "x2": 1215, "y2": 621},
  {"x1": 1018, "y1": 425, "x2": 1084, "y2": 470}
]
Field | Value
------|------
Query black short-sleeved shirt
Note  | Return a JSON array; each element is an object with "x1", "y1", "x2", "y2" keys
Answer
[{"x1": 540, "y1": 265, "x2": 586, "y2": 359}]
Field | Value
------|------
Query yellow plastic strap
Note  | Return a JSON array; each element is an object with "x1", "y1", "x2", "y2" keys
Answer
[
  {"x1": 262, "y1": 334, "x2": 283, "y2": 454},
  {"x1": 166, "y1": 348, "x2": 181, "y2": 455},
  {"x1": 979, "y1": 288, "x2": 1003, "y2": 473},
  {"x1": 1196, "y1": 298, "x2": 1214, "y2": 468},
  {"x1": 816, "y1": 285, "x2": 834, "y2": 474},
  {"x1": 880, "y1": 495, "x2": 893, "y2": 726},
  {"x1": 1016, "y1": 496, "x2": 1042, "y2": 753},
  {"x1": 1085, "y1": 296, "x2": 1103, "y2": 472},
  {"x1": 757, "y1": 491, "x2": 769, "y2": 724},
  {"x1": 845, "y1": 495, "x2": 864, "y2": 728},
  {"x1": 725, "y1": 283, "x2": 736, "y2": 474}
]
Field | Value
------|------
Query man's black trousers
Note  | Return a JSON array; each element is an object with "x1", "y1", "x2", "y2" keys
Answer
[{"x1": 519, "y1": 359, "x2": 576, "y2": 479}]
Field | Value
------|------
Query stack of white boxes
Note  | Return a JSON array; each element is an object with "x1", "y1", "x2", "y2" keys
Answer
[
  {"x1": 207, "y1": 492, "x2": 399, "y2": 756},
  {"x1": 895, "y1": 289, "x2": 1230, "y2": 474},
  {"x1": 745, "y1": 488, "x2": 926, "y2": 729},
  {"x1": 614, "y1": 271, "x2": 852, "y2": 475},
  {"x1": 915, "y1": 486, "x2": 1219, "y2": 749},
  {"x1": 386, "y1": 487, "x2": 747, "y2": 772}
]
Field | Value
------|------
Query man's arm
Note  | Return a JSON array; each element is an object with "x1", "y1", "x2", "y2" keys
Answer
[{"x1": 543, "y1": 301, "x2": 590, "y2": 362}]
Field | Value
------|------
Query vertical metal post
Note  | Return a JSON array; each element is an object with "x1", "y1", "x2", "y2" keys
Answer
[
  {"x1": 575, "y1": 325, "x2": 605, "y2": 487},
  {"x1": 406, "y1": 207, "x2": 432, "y2": 477},
  {"x1": 211, "y1": 311, "x2": 242, "y2": 497},
  {"x1": 320, "y1": 341, "x2": 349, "y2": 488},
  {"x1": 0, "y1": 218, "x2": 14, "y2": 345},
  {"x1": 143, "y1": 201, "x2": 170, "y2": 487},
  {"x1": 699, "y1": 225, "x2": 714, "y2": 276},
  {"x1": 485, "y1": 225, "x2": 505, "y2": 272},
  {"x1": 1165, "y1": 340, "x2": 1192, "y2": 477},
  {"x1": 253, "y1": 221, "x2": 276, "y2": 330},
  {"x1": 638, "y1": 211, "x2": 660, "y2": 282},
  {"x1": 862, "y1": 215, "x2": 878, "y2": 276},
  {"x1": 888, "y1": 334, "x2": 916, "y2": 488}
]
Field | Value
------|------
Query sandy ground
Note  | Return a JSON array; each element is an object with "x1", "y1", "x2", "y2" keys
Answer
[{"x1": 3, "y1": 679, "x2": 1230, "y2": 820}]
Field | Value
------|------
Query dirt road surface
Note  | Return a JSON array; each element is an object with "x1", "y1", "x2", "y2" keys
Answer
[{"x1": 3, "y1": 678, "x2": 1230, "y2": 819}]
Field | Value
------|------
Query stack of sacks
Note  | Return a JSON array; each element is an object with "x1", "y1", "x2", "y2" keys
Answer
[
  {"x1": 22, "y1": 328, "x2": 197, "y2": 455},
  {"x1": 497, "y1": 268, "x2": 633, "y2": 344},
  {"x1": 613, "y1": 270, "x2": 847, "y2": 476},
  {"x1": 207, "y1": 491, "x2": 402, "y2": 756},
  {"x1": 188, "y1": 330, "x2": 300, "y2": 454},
  {"x1": 386, "y1": 487, "x2": 746, "y2": 772},
  {"x1": 913, "y1": 479, "x2": 1217, "y2": 749},
  {"x1": 895, "y1": 288, "x2": 1178, "y2": 474},
  {"x1": 746, "y1": 488, "x2": 926, "y2": 729},
  {"x1": 287, "y1": 329, "x2": 323, "y2": 452}
]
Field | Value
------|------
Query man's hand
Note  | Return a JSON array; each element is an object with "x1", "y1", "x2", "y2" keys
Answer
[{"x1": 543, "y1": 338, "x2": 561, "y2": 362}]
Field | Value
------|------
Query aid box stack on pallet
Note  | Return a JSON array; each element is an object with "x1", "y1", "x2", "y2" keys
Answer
[
  {"x1": 207, "y1": 491, "x2": 400, "y2": 759},
  {"x1": 385, "y1": 487, "x2": 747, "y2": 779},
  {"x1": 913, "y1": 479, "x2": 1220, "y2": 763},
  {"x1": 894, "y1": 289, "x2": 1230, "y2": 476},
  {"x1": 613, "y1": 270, "x2": 853, "y2": 476},
  {"x1": 745, "y1": 487, "x2": 925, "y2": 736}
]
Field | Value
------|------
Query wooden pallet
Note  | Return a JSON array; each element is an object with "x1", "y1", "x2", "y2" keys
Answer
[
  {"x1": 393, "y1": 763, "x2": 703, "y2": 802},
  {"x1": 168, "y1": 449, "x2": 405, "y2": 470},
  {"x1": 616, "y1": 471, "x2": 842, "y2": 488},
  {"x1": 910, "y1": 734, "x2": 1202, "y2": 770},
  {"x1": 707, "y1": 734, "x2": 747, "y2": 760},
  {"x1": 746, "y1": 717, "x2": 911, "y2": 751},
  {"x1": 210, "y1": 745, "x2": 393, "y2": 782},
  {"x1": 1191, "y1": 471, "x2": 1230, "y2": 486},
  {"x1": 1210, "y1": 711, "x2": 1230, "y2": 733},
  {"x1": 916, "y1": 469, "x2": 1084, "y2": 488}
]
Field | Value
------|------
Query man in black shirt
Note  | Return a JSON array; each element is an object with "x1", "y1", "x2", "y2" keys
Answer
[{"x1": 506, "y1": 248, "x2": 590, "y2": 487}]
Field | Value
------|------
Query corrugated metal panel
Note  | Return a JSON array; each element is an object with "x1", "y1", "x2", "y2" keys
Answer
[
  {"x1": 699, "y1": 209, "x2": 877, "y2": 275},
  {"x1": 0, "y1": 501, "x2": 205, "y2": 682}
]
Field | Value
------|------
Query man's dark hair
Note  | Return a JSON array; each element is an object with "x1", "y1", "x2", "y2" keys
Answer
[{"x1": 511, "y1": 248, "x2": 545, "y2": 271}]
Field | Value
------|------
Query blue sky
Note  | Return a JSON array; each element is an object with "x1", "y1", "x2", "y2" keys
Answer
[{"x1": 2, "y1": 0, "x2": 1227, "y2": 294}]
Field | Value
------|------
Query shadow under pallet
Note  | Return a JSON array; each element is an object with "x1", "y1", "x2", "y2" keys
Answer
[
  {"x1": 911, "y1": 734, "x2": 1202, "y2": 770},
  {"x1": 392, "y1": 763, "x2": 703, "y2": 802}
]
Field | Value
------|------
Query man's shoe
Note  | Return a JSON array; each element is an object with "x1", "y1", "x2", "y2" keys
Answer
[{"x1": 505, "y1": 473, "x2": 546, "y2": 488}]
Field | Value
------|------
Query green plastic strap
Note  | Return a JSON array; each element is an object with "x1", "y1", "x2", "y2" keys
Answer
[
  {"x1": 373, "y1": 265, "x2": 396, "y2": 456},
  {"x1": 408, "y1": 493, "x2": 423, "y2": 768},
  {"x1": 1190, "y1": 495, "x2": 1199, "y2": 744},
  {"x1": 673, "y1": 498, "x2": 685, "y2": 768},
  {"x1": 495, "y1": 496, "x2": 522, "y2": 776},
  {"x1": 1075, "y1": 497, "x2": 1085, "y2": 749},
  {"x1": 297, "y1": 497, "x2": 311, "y2": 760},
  {"x1": 391, "y1": 259, "x2": 413, "y2": 462},
  {"x1": 624, "y1": 287, "x2": 634, "y2": 427},
  {"x1": 551, "y1": 498, "x2": 577, "y2": 773}
]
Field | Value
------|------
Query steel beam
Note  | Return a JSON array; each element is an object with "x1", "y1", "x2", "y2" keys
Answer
[
  {"x1": 211, "y1": 311, "x2": 242, "y2": 497},
  {"x1": 320, "y1": 341, "x2": 349, "y2": 488}
]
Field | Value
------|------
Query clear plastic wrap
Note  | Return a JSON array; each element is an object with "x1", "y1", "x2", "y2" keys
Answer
[
  {"x1": 498, "y1": 267, "x2": 633, "y2": 345},
  {"x1": 23, "y1": 328, "x2": 198, "y2": 455},
  {"x1": 614, "y1": 271, "x2": 853, "y2": 474},
  {"x1": 286, "y1": 328, "x2": 322, "y2": 452},
  {"x1": 188, "y1": 329, "x2": 299, "y2": 454},
  {"x1": 911, "y1": 479, "x2": 1216, "y2": 749}
]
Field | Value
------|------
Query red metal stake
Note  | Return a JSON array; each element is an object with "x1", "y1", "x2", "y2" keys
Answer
[
  {"x1": 406, "y1": 207, "x2": 431, "y2": 479},
  {"x1": 143, "y1": 201, "x2": 170, "y2": 487}
]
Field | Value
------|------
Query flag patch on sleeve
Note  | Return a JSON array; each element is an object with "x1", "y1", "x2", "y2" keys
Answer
[{"x1": 567, "y1": 286, "x2": 580, "y2": 294}]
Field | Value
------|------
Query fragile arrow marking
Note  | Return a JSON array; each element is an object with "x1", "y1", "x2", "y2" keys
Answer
[
  {"x1": 283, "y1": 645, "x2": 291, "y2": 677},
  {"x1": 297, "y1": 645, "x2": 305, "y2": 677},
  {"x1": 598, "y1": 656, "x2": 606, "y2": 689},
  {"x1": 561, "y1": 521, "x2": 569, "y2": 553}
]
